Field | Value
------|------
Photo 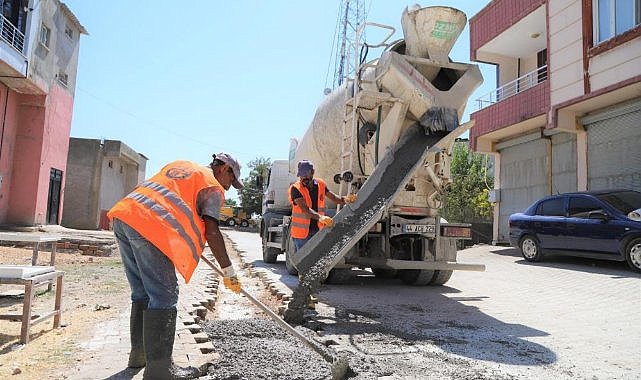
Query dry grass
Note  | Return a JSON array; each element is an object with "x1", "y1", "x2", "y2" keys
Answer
[{"x1": 0, "y1": 246, "x2": 129, "y2": 378}]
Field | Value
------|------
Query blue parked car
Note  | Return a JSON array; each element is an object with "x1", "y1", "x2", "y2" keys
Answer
[{"x1": 509, "y1": 189, "x2": 641, "y2": 272}]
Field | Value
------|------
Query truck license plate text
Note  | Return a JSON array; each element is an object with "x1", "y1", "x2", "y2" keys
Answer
[{"x1": 403, "y1": 224, "x2": 435, "y2": 233}]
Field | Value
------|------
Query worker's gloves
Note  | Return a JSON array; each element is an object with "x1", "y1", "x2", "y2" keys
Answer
[
  {"x1": 319, "y1": 215, "x2": 334, "y2": 228},
  {"x1": 343, "y1": 194, "x2": 357, "y2": 203},
  {"x1": 221, "y1": 265, "x2": 241, "y2": 294}
]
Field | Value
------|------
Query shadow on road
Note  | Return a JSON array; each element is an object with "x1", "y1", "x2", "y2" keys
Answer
[
  {"x1": 314, "y1": 275, "x2": 556, "y2": 367},
  {"x1": 495, "y1": 247, "x2": 640, "y2": 278}
]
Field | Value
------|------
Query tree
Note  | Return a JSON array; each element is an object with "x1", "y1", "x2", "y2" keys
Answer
[
  {"x1": 224, "y1": 199, "x2": 237, "y2": 207},
  {"x1": 443, "y1": 142, "x2": 493, "y2": 223},
  {"x1": 238, "y1": 156, "x2": 272, "y2": 216}
]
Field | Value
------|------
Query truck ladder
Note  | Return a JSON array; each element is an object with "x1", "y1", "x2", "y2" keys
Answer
[{"x1": 337, "y1": 22, "x2": 396, "y2": 212}]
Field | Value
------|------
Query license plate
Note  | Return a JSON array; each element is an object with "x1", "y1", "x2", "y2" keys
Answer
[{"x1": 403, "y1": 224, "x2": 435, "y2": 234}]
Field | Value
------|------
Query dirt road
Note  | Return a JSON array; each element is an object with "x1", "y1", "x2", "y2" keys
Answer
[{"x1": 224, "y1": 230, "x2": 641, "y2": 380}]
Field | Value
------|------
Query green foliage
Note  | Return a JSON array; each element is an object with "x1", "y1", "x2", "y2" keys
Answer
[
  {"x1": 443, "y1": 142, "x2": 494, "y2": 223},
  {"x1": 238, "y1": 156, "x2": 272, "y2": 216},
  {"x1": 224, "y1": 199, "x2": 237, "y2": 207}
]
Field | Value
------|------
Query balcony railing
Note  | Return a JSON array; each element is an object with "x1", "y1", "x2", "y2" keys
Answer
[
  {"x1": 0, "y1": 14, "x2": 25, "y2": 55},
  {"x1": 475, "y1": 65, "x2": 547, "y2": 110}
]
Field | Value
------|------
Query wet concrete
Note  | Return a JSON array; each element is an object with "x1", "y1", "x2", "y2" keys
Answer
[
  {"x1": 201, "y1": 318, "x2": 332, "y2": 379},
  {"x1": 285, "y1": 119, "x2": 452, "y2": 324}
]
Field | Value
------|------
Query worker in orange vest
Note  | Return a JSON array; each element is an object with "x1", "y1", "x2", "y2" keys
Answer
[
  {"x1": 108, "y1": 153, "x2": 244, "y2": 379},
  {"x1": 289, "y1": 160, "x2": 357, "y2": 253}
]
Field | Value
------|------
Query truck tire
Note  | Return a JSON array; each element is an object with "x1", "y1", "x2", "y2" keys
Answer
[
  {"x1": 372, "y1": 268, "x2": 397, "y2": 279},
  {"x1": 325, "y1": 268, "x2": 352, "y2": 284},
  {"x1": 261, "y1": 223, "x2": 279, "y2": 264},
  {"x1": 429, "y1": 270, "x2": 453, "y2": 285},
  {"x1": 240, "y1": 219, "x2": 249, "y2": 227},
  {"x1": 399, "y1": 269, "x2": 435, "y2": 286},
  {"x1": 263, "y1": 246, "x2": 279, "y2": 264},
  {"x1": 227, "y1": 218, "x2": 236, "y2": 227},
  {"x1": 285, "y1": 251, "x2": 298, "y2": 275},
  {"x1": 283, "y1": 233, "x2": 297, "y2": 275}
]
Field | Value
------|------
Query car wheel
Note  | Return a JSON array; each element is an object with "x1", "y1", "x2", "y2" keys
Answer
[
  {"x1": 625, "y1": 237, "x2": 641, "y2": 272},
  {"x1": 520, "y1": 235, "x2": 541, "y2": 262},
  {"x1": 227, "y1": 219, "x2": 236, "y2": 227}
]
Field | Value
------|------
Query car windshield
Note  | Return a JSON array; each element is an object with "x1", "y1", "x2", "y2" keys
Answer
[{"x1": 595, "y1": 191, "x2": 641, "y2": 214}]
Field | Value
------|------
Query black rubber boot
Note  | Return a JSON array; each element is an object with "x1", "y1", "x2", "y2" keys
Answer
[
  {"x1": 128, "y1": 301, "x2": 147, "y2": 368},
  {"x1": 142, "y1": 309, "x2": 200, "y2": 380}
]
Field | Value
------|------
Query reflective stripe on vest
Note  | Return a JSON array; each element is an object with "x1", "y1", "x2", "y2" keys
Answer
[
  {"x1": 289, "y1": 178, "x2": 326, "y2": 239},
  {"x1": 108, "y1": 160, "x2": 222, "y2": 283},
  {"x1": 126, "y1": 191, "x2": 201, "y2": 264},
  {"x1": 138, "y1": 181, "x2": 205, "y2": 250}
]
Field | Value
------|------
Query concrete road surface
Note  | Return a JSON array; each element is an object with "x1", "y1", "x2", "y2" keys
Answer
[{"x1": 224, "y1": 229, "x2": 641, "y2": 379}]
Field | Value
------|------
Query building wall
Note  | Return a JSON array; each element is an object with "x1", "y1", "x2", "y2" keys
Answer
[
  {"x1": 0, "y1": 86, "x2": 20, "y2": 223},
  {"x1": 0, "y1": 0, "x2": 84, "y2": 226},
  {"x1": 27, "y1": 0, "x2": 81, "y2": 96},
  {"x1": 548, "y1": 0, "x2": 584, "y2": 106},
  {"x1": 62, "y1": 139, "x2": 146, "y2": 230},
  {"x1": 6, "y1": 84, "x2": 73, "y2": 225},
  {"x1": 7, "y1": 95, "x2": 46, "y2": 224},
  {"x1": 61, "y1": 138, "x2": 102, "y2": 229},
  {"x1": 590, "y1": 38, "x2": 641, "y2": 91}
]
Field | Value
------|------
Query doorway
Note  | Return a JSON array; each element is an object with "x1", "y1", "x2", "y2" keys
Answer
[{"x1": 46, "y1": 168, "x2": 63, "y2": 224}]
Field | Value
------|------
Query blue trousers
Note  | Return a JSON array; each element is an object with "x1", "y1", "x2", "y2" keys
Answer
[
  {"x1": 292, "y1": 230, "x2": 318, "y2": 251},
  {"x1": 113, "y1": 219, "x2": 179, "y2": 310}
]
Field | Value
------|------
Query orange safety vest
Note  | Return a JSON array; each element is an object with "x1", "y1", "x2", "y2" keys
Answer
[
  {"x1": 288, "y1": 178, "x2": 326, "y2": 239},
  {"x1": 108, "y1": 160, "x2": 223, "y2": 283}
]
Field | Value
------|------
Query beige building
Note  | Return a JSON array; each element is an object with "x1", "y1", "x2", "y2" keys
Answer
[
  {"x1": 62, "y1": 138, "x2": 147, "y2": 230},
  {"x1": 469, "y1": 0, "x2": 641, "y2": 243}
]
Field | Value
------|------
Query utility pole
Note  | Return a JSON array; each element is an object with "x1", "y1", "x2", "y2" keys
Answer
[{"x1": 332, "y1": 0, "x2": 366, "y2": 89}]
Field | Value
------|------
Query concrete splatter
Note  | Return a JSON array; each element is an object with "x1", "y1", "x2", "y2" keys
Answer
[{"x1": 201, "y1": 318, "x2": 332, "y2": 380}]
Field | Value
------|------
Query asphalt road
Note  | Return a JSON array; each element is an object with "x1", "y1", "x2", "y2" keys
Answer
[{"x1": 224, "y1": 229, "x2": 641, "y2": 380}]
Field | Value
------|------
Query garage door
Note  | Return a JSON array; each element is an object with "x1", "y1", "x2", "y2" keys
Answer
[
  {"x1": 584, "y1": 101, "x2": 641, "y2": 192},
  {"x1": 498, "y1": 137, "x2": 549, "y2": 243}
]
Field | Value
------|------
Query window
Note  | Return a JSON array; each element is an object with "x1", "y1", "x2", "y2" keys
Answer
[
  {"x1": 108, "y1": 160, "x2": 113, "y2": 168},
  {"x1": 536, "y1": 198, "x2": 565, "y2": 216},
  {"x1": 593, "y1": 0, "x2": 641, "y2": 43},
  {"x1": 39, "y1": 23, "x2": 51, "y2": 48},
  {"x1": 57, "y1": 71, "x2": 68, "y2": 87},
  {"x1": 568, "y1": 197, "x2": 603, "y2": 218},
  {"x1": 65, "y1": 25, "x2": 73, "y2": 39}
]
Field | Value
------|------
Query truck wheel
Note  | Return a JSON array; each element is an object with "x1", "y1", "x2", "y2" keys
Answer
[
  {"x1": 429, "y1": 270, "x2": 453, "y2": 285},
  {"x1": 261, "y1": 228, "x2": 279, "y2": 264},
  {"x1": 625, "y1": 237, "x2": 641, "y2": 272},
  {"x1": 240, "y1": 219, "x2": 249, "y2": 227},
  {"x1": 325, "y1": 268, "x2": 352, "y2": 284},
  {"x1": 263, "y1": 247, "x2": 279, "y2": 264},
  {"x1": 519, "y1": 235, "x2": 541, "y2": 262},
  {"x1": 399, "y1": 269, "x2": 435, "y2": 286},
  {"x1": 372, "y1": 268, "x2": 397, "y2": 279},
  {"x1": 285, "y1": 250, "x2": 298, "y2": 275},
  {"x1": 227, "y1": 218, "x2": 236, "y2": 227}
]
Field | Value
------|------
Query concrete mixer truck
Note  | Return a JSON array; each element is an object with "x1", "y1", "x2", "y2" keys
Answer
[{"x1": 260, "y1": 4, "x2": 485, "y2": 289}]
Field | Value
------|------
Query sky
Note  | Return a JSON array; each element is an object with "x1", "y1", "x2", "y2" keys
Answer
[{"x1": 64, "y1": 0, "x2": 494, "y2": 201}]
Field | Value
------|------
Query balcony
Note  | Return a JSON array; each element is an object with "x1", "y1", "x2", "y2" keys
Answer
[
  {"x1": 475, "y1": 65, "x2": 547, "y2": 111},
  {"x1": 470, "y1": 67, "x2": 550, "y2": 152},
  {"x1": 0, "y1": 13, "x2": 25, "y2": 55}
]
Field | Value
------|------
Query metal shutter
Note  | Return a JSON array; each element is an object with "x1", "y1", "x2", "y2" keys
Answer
[
  {"x1": 498, "y1": 139, "x2": 549, "y2": 243},
  {"x1": 586, "y1": 107, "x2": 641, "y2": 192}
]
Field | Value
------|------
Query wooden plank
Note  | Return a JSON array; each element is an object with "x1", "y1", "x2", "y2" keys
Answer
[
  {"x1": 54, "y1": 274, "x2": 63, "y2": 328},
  {"x1": 20, "y1": 280, "x2": 34, "y2": 344}
]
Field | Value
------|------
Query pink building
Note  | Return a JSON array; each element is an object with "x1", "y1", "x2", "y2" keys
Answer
[
  {"x1": 469, "y1": 0, "x2": 641, "y2": 243},
  {"x1": 0, "y1": 0, "x2": 86, "y2": 226}
]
